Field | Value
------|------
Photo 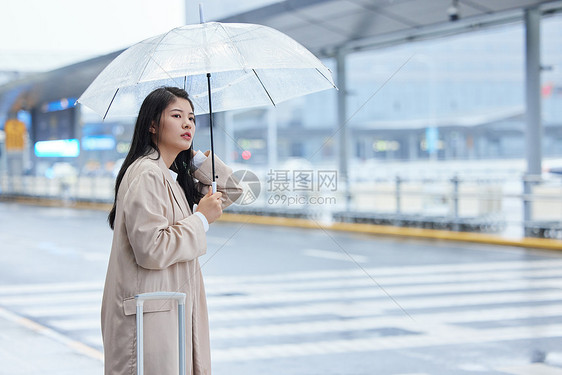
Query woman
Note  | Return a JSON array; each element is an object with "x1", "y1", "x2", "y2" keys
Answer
[{"x1": 101, "y1": 86, "x2": 241, "y2": 375}]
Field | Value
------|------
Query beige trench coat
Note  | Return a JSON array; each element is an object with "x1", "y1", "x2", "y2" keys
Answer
[{"x1": 101, "y1": 149, "x2": 241, "y2": 375}]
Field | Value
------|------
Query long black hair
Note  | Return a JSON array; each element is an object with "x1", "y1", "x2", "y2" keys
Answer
[{"x1": 108, "y1": 86, "x2": 203, "y2": 229}]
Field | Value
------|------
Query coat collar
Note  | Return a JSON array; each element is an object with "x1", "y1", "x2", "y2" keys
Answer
[
  {"x1": 146, "y1": 148, "x2": 177, "y2": 184},
  {"x1": 146, "y1": 148, "x2": 189, "y2": 215}
]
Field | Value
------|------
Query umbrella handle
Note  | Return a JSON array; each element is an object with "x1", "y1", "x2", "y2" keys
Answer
[{"x1": 212, "y1": 181, "x2": 217, "y2": 194}]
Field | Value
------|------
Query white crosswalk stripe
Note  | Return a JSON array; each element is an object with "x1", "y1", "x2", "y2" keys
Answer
[
  {"x1": 208, "y1": 290, "x2": 562, "y2": 322},
  {"x1": 0, "y1": 258, "x2": 561, "y2": 372},
  {"x1": 210, "y1": 304, "x2": 562, "y2": 340},
  {"x1": 212, "y1": 324, "x2": 562, "y2": 362}
]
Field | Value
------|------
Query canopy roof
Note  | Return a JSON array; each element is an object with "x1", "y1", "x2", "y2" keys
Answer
[
  {"x1": 221, "y1": 0, "x2": 562, "y2": 57},
  {"x1": 0, "y1": 51, "x2": 122, "y2": 114}
]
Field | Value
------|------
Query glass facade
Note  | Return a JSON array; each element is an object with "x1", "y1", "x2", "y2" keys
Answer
[{"x1": 223, "y1": 15, "x2": 562, "y2": 166}]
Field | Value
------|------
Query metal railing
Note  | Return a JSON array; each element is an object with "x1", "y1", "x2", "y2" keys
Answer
[
  {"x1": 0, "y1": 175, "x2": 114, "y2": 203},
  {"x1": 1, "y1": 173, "x2": 561, "y2": 239}
]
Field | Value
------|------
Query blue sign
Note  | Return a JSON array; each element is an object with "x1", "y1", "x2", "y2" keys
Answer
[
  {"x1": 425, "y1": 127, "x2": 439, "y2": 154},
  {"x1": 42, "y1": 98, "x2": 77, "y2": 113},
  {"x1": 17, "y1": 110, "x2": 31, "y2": 128},
  {"x1": 34, "y1": 139, "x2": 80, "y2": 157},
  {"x1": 82, "y1": 135, "x2": 116, "y2": 151}
]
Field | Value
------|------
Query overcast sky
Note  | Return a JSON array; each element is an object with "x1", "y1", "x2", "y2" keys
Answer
[{"x1": 0, "y1": 0, "x2": 279, "y2": 71}]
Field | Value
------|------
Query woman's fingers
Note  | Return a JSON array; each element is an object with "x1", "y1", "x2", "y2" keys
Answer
[{"x1": 196, "y1": 190, "x2": 223, "y2": 224}]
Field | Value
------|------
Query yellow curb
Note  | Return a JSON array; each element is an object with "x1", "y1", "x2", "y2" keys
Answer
[
  {"x1": 219, "y1": 213, "x2": 562, "y2": 251},
  {"x1": 3, "y1": 196, "x2": 561, "y2": 251},
  {"x1": 0, "y1": 196, "x2": 112, "y2": 211}
]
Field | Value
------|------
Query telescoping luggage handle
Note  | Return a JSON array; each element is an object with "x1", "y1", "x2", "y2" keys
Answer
[{"x1": 135, "y1": 292, "x2": 187, "y2": 375}]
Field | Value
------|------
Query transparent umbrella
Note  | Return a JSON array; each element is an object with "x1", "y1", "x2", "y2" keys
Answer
[{"x1": 78, "y1": 21, "x2": 336, "y2": 190}]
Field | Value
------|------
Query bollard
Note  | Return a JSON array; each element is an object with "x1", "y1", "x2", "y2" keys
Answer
[
  {"x1": 451, "y1": 175, "x2": 459, "y2": 219},
  {"x1": 522, "y1": 174, "x2": 540, "y2": 237},
  {"x1": 395, "y1": 176, "x2": 402, "y2": 214}
]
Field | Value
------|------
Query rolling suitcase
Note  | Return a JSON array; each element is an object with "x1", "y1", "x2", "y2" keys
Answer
[{"x1": 134, "y1": 292, "x2": 187, "y2": 375}]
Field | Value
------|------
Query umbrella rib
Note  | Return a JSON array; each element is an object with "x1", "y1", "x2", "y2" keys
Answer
[
  {"x1": 252, "y1": 69, "x2": 275, "y2": 107},
  {"x1": 220, "y1": 23, "x2": 253, "y2": 70},
  {"x1": 315, "y1": 68, "x2": 337, "y2": 88},
  {"x1": 103, "y1": 88, "x2": 119, "y2": 120},
  {"x1": 136, "y1": 29, "x2": 174, "y2": 84},
  {"x1": 144, "y1": 54, "x2": 183, "y2": 87}
]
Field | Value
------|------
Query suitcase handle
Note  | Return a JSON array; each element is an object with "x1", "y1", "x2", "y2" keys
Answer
[{"x1": 135, "y1": 292, "x2": 187, "y2": 375}]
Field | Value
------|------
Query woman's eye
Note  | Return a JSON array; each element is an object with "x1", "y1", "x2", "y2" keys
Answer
[
  {"x1": 173, "y1": 114, "x2": 181, "y2": 118},
  {"x1": 189, "y1": 117, "x2": 195, "y2": 122}
]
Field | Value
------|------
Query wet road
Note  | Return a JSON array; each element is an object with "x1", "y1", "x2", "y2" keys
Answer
[{"x1": 1, "y1": 201, "x2": 562, "y2": 374}]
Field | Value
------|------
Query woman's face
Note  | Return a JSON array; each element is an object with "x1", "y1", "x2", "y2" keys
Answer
[{"x1": 152, "y1": 97, "x2": 195, "y2": 156}]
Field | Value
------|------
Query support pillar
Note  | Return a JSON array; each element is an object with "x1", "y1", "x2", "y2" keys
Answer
[
  {"x1": 336, "y1": 48, "x2": 351, "y2": 210},
  {"x1": 523, "y1": 7, "x2": 542, "y2": 233}
]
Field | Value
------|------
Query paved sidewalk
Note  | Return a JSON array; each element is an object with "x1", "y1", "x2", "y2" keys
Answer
[{"x1": 0, "y1": 307, "x2": 103, "y2": 375}]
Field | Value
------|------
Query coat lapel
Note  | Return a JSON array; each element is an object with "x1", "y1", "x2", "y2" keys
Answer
[{"x1": 150, "y1": 150, "x2": 189, "y2": 218}]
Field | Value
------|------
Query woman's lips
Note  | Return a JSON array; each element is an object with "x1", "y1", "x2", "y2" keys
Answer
[{"x1": 182, "y1": 132, "x2": 192, "y2": 140}]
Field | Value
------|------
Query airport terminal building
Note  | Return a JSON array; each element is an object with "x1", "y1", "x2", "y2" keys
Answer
[{"x1": 1, "y1": 1, "x2": 561, "y2": 180}]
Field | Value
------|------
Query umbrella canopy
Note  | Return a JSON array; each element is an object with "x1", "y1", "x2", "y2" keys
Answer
[{"x1": 78, "y1": 22, "x2": 336, "y2": 118}]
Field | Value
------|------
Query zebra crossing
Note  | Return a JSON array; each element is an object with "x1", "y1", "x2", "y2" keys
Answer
[
  {"x1": 206, "y1": 258, "x2": 562, "y2": 373},
  {"x1": 0, "y1": 280, "x2": 104, "y2": 350},
  {"x1": 1, "y1": 258, "x2": 562, "y2": 373}
]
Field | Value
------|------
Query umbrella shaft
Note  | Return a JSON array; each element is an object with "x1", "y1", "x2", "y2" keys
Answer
[{"x1": 207, "y1": 73, "x2": 216, "y2": 188}]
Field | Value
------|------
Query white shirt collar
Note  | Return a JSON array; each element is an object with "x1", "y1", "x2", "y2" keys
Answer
[{"x1": 169, "y1": 169, "x2": 178, "y2": 181}]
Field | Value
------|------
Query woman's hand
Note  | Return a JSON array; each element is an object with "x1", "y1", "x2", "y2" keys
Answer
[{"x1": 196, "y1": 188, "x2": 223, "y2": 224}]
